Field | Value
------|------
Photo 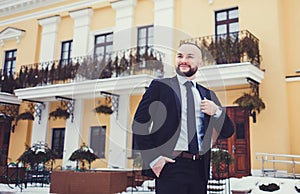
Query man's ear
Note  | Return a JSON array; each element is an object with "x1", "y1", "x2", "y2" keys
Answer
[{"x1": 198, "y1": 60, "x2": 203, "y2": 67}]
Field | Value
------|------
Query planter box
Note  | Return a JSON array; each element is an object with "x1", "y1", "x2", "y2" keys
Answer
[
  {"x1": 231, "y1": 189, "x2": 252, "y2": 194},
  {"x1": 50, "y1": 170, "x2": 128, "y2": 194}
]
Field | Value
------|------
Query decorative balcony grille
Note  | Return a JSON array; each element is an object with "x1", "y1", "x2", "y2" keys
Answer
[
  {"x1": 0, "y1": 46, "x2": 164, "y2": 93},
  {"x1": 181, "y1": 30, "x2": 261, "y2": 67}
]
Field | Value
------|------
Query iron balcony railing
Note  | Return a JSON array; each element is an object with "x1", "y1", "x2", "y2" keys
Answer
[
  {"x1": 0, "y1": 46, "x2": 164, "y2": 94},
  {"x1": 1, "y1": 30, "x2": 260, "y2": 94},
  {"x1": 181, "y1": 30, "x2": 261, "y2": 67}
]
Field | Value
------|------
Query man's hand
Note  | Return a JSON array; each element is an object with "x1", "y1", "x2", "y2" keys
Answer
[
  {"x1": 151, "y1": 156, "x2": 175, "y2": 177},
  {"x1": 201, "y1": 97, "x2": 219, "y2": 116}
]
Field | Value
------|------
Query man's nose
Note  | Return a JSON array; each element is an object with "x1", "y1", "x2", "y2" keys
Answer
[{"x1": 180, "y1": 57, "x2": 189, "y2": 64}]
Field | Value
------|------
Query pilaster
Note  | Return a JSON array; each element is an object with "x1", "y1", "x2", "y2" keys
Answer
[
  {"x1": 111, "y1": 0, "x2": 137, "y2": 50},
  {"x1": 107, "y1": 94, "x2": 130, "y2": 168},
  {"x1": 70, "y1": 8, "x2": 93, "y2": 57},
  {"x1": 152, "y1": 0, "x2": 175, "y2": 76},
  {"x1": 31, "y1": 102, "x2": 49, "y2": 145},
  {"x1": 38, "y1": 16, "x2": 61, "y2": 63},
  {"x1": 62, "y1": 99, "x2": 83, "y2": 168}
]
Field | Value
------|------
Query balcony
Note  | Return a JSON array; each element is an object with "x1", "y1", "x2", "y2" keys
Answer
[
  {"x1": 181, "y1": 30, "x2": 264, "y2": 87},
  {"x1": 1, "y1": 46, "x2": 164, "y2": 95},
  {"x1": 8, "y1": 30, "x2": 264, "y2": 101},
  {"x1": 182, "y1": 30, "x2": 261, "y2": 66}
]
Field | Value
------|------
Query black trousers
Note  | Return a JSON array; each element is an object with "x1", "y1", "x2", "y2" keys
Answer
[{"x1": 155, "y1": 157, "x2": 208, "y2": 194}]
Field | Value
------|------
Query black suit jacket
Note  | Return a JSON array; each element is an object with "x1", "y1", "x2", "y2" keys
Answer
[{"x1": 132, "y1": 76, "x2": 234, "y2": 180}]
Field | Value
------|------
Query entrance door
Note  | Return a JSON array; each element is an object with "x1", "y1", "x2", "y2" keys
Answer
[
  {"x1": 0, "y1": 121, "x2": 11, "y2": 166},
  {"x1": 216, "y1": 106, "x2": 251, "y2": 178}
]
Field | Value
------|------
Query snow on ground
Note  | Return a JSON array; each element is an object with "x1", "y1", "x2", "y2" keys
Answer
[
  {"x1": 231, "y1": 176, "x2": 300, "y2": 194},
  {"x1": 0, "y1": 184, "x2": 49, "y2": 193},
  {"x1": 0, "y1": 176, "x2": 300, "y2": 193}
]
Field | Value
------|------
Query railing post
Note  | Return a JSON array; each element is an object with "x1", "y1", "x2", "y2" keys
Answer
[
  {"x1": 272, "y1": 156, "x2": 276, "y2": 177},
  {"x1": 262, "y1": 155, "x2": 265, "y2": 177},
  {"x1": 292, "y1": 159, "x2": 296, "y2": 179}
]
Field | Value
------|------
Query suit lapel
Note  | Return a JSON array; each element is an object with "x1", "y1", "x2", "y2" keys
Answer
[
  {"x1": 196, "y1": 83, "x2": 211, "y2": 131},
  {"x1": 196, "y1": 83, "x2": 206, "y2": 100},
  {"x1": 170, "y1": 76, "x2": 181, "y2": 119}
]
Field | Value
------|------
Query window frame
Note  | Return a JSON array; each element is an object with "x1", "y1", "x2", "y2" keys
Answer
[
  {"x1": 215, "y1": 7, "x2": 239, "y2": 35},
  {"x1": 94, "y1": 32, "x2": 113, "y2": 60},
  {"x1": 137, "y1": 25, "x2": 154, "y2": 48},
  {"x1": 60, "y1": 40, "x2": 73, "y2": 66},
  {"x1": 51, "y1": 128, "x2": 65, "y2": 159},
  {"x1": 89, "y1": 126, "x2": 106, "y2": 159},
  {"x1": 3, "y1": 49, "x2": 17, "y2": 76}
]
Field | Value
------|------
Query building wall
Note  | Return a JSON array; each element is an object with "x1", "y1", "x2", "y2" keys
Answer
[
  {"x1": 279, "y1": 0, "x2": 300, "y2": 75},
  {"x1": 287, "y1": 81, "x2": 300, "y2": 154},
  {"x1": 91, "y1": 6, "x2": 115, "y2": 31},
  {"x1": 135, "y1": 0, "x2": 154, "y2": 26},
  {"x1": 56, "y1": 15, "x2": 74, "y2": 56},
  {"x1": 83, "y1": 98, "x2": 111, "y2": 169},
  {"x1": 1, "y1": 0, "x2": 300, "y2": 173},
  {"x1": 279, "y1": 0, "x2": 300, "y2": 157}
]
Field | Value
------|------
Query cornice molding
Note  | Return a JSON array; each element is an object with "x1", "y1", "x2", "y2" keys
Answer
[
  {"x1": 111, "y1": 0, "x2": 136, "y2": 10},
  {"x1": 0, "y1": 0, "x2": 66, "y2": 17},
  {"x1": 0, "y1": 0, "x2": 108, "y2": 26}
]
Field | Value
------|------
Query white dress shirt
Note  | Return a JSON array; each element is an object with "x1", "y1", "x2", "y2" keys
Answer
[{"x1": 174, "y1": 74, "x2": 204, "y2": 151}]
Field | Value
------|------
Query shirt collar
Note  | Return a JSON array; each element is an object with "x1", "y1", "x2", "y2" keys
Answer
[{"x1": 176, "y1": 74, "x2": 196, "y2": 87}]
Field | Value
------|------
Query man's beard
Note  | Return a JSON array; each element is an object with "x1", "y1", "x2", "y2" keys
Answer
[{"x1": 176, "y1": 65, "x2": 198, "y2": 77}]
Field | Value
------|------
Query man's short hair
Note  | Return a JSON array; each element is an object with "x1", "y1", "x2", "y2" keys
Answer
[{"x1": 179, "y1": 42, "x2": 202, "y2": 52}]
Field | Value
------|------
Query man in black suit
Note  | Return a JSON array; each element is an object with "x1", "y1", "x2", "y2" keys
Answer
[{"x1": 132, "y1": 43, "x2": 234, "y2": 194}]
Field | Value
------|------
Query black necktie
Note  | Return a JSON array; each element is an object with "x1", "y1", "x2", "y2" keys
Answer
[{"x1": 184, "y1": 81, "x2": 199, "y2": 154}]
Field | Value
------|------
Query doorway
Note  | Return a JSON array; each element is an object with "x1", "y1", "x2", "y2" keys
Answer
[{"x1": 216, "y1": 106, "x2": 251, "y2": 178}]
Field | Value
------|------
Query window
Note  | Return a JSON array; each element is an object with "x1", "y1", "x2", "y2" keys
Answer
[
  {"x1": 137, "y1": 25, "x2": 153, "y2": 48},
  {"x1": 215, "y1": 7, "x2": 240, "y2": 64},
  {"x1": 137, "y1": 25, "x2": 154, "y2": 56},
  {"x1": 51, "y1": 128, "x2": 65, "y2": 159},
  {"x1": 137, "y1": 25, "x2": 154, "y2": 68},
  {"x1": 90, "y1": 126, "x2": 106, "y2": 158},
  {"x1": 60, "y1": 40, "x2": 72, "y2": 66},
  {"x1": 94, "y1": 33, "x2": 113, "y2": 60},
  {"x1": 3, "y1": 49, "x2": 17, "y2": 76},
  {"x1": 215, "y1": 7, "x2": 239, "y2": 35}
]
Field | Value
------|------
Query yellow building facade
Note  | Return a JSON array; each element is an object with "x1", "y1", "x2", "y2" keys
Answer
[{"x1": 0, "y1": 0, "x2": 299, "y2": 176}]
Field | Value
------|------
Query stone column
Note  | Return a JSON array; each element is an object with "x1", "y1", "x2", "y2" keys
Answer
[
  {"x1": 107, "y1": 94, "x2": 130, "y2": 169},
  {"x1": 31, "y1": 102, "x2": 49, "y2": 145},
  {"x1": 70, "y1": 8, "x2": 93, "y2": 57},
  {"x1": 38, "y1": 16, "x2": 61, "y2": 62},
  {"x1": 153, "y1": 0, "x2": 175, "y2": 77},
  {"x1": 62, "y1": 99, "x2": 83, "y2": 168}
]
